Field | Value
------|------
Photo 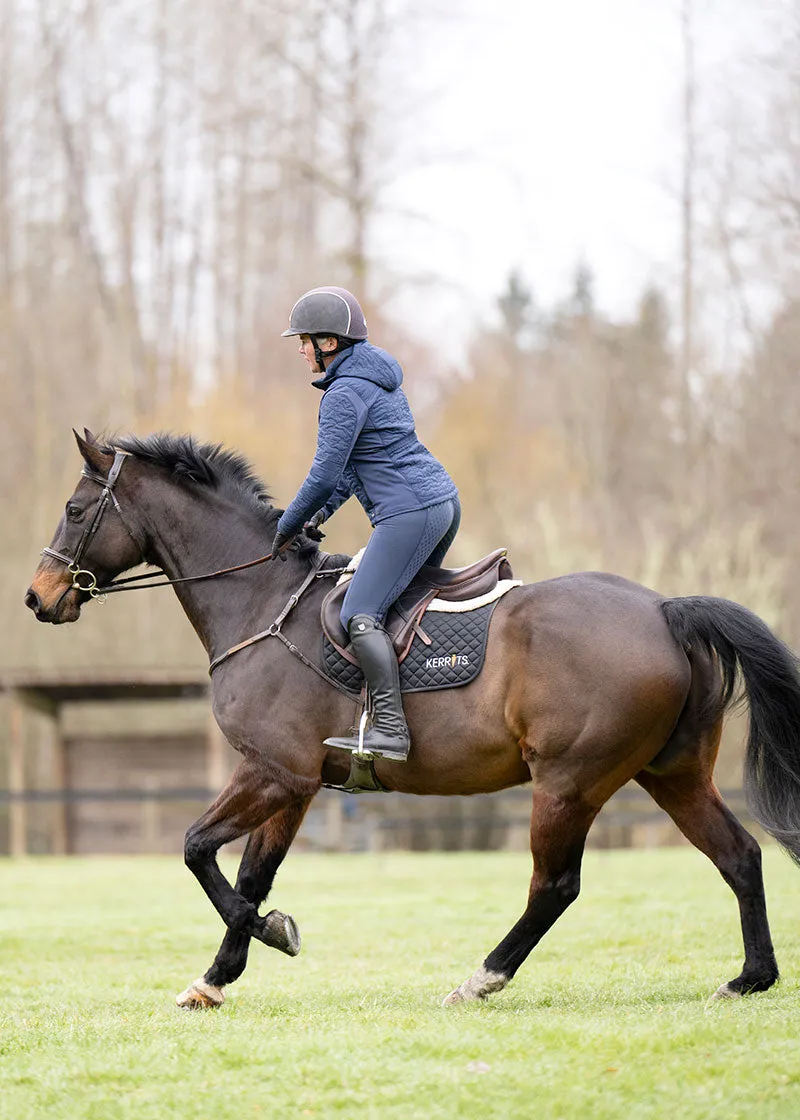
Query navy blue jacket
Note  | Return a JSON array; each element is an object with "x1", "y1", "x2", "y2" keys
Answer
[{"x1": 277, "y1": 341, "x2": 457, "y2": 536}]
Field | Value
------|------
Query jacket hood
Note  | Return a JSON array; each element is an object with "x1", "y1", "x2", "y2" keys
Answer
[{"x1": 312, "y1": 340, "x2": 403, "y2": 392}]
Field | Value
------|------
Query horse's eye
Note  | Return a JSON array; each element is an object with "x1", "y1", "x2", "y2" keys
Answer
[{"x1": 66, "y1": 503, "x2": 85, "y2": 522}]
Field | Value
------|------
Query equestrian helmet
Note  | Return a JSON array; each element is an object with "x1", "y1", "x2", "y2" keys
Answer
[{"x1": 281, "y1": 286, "x2": 368, "y2": 341}]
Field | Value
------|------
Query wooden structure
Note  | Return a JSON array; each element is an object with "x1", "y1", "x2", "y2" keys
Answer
[
  {"x1": 0, "y1": 669, "x2": 757, "y2": 857},
  {"x1": 0, "y1": 668, "x2": 232, "y2": 855}
]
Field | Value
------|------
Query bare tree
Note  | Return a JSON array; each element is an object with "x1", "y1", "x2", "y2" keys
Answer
[{"x1": 679, "y1": 0, "x2": 696, "y2": 452}]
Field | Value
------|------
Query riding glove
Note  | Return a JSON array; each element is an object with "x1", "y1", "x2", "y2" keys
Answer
[
  {"x1": 271, "y1": 529, "x2": 296, "y2": 561},
  {"x1": 303, "y1": 510, "x2": 326, "y2": 541}
]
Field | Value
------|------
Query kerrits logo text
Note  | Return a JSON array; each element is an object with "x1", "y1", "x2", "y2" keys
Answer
[{"x1": 425, "y1": 652, "x2": 470, "y2": 669}]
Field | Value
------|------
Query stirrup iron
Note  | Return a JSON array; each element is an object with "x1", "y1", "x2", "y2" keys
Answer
[{"x1": 323, "y1": 711, "x2": 387, "y2": 793}]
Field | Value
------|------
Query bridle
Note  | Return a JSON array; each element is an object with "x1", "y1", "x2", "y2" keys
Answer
[{"x1": 41, "y1": 451, "x2": 137, "y2": 601}]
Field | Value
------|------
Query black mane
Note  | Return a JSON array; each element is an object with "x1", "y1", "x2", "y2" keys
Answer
[
  {"x1": 100, "y1": 432, "x2": 332, "y2": 559},
  {"x1": 108, "y1": 432, "x2": 274, "y2": 518}
]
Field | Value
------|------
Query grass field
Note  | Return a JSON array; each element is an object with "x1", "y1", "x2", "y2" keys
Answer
[{"x1": 2, "y1": 847, "x2": 800, "y2": 1120}]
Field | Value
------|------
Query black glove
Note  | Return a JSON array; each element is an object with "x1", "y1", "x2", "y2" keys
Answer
[
  {"x1": 271, "y1": 529, "x2": 296, "y2": 561},
  {"x1": 303, "y1": 510, "x2": 326, "y2": 542}
]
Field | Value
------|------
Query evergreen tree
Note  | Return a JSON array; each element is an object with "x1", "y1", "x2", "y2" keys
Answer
[
  {"x1": 497, "y1": 270, "x2": 534, "y2": 346},
  {"x1": 570, "y1": 261, "x2": 595, "y2": 318}
]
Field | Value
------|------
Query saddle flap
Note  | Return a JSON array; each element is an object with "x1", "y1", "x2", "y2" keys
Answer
[
  {"x1": 320, "y1": 548, "x2": 513, "y2": 665},
  {"x1": 321, "y1": 582, "x2": 436, "y2": 664}
]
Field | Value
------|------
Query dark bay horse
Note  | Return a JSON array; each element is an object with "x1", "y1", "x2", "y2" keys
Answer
[{"x1": 24, "y1": 431, "x2": 800, "y2": 1009}]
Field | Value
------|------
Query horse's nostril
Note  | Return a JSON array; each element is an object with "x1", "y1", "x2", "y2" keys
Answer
[{"x1": 24, "y1": 589, "x2": 41, "y2": 614}]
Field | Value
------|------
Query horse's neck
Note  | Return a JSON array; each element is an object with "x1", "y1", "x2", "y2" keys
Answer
[{"x1": 140, "y1": 483, "x2": 301, "y2": 659}]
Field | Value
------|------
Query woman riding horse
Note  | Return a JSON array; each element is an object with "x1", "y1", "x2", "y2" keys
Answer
[
  {"x1": 27, "y1": 430, "x2": 800, "y2": 1008},
  {"x1": 272, "y1": 286, "x2": 460, "y2": 762}
]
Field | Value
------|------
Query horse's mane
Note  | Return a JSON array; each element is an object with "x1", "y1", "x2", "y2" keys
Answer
[
  {"x1": 98, "y1": 432, "x2": 338, "y2": 560},
  {"x1": 105, "y1": 432, "x2": 275, "y2": 522}
]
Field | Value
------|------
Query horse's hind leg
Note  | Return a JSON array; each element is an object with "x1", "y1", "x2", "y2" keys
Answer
[
  {"x1": 637, "y1": 760, "x2": 779, "y2": 999},
  {"x1": 444, "y1": 788, "x2": 597, "y2": 1005},
  {"x1": 176, "y1": 798, "x2": 313, "y2": 1009}
]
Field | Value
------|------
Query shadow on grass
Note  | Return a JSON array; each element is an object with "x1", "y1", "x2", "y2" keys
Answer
[
  {"x1": 450, "y1": 977, "x2": 792, "y2": 1018},
  {"x1": 173, "y1": 973, "x2": 789, "y2": 1026}
]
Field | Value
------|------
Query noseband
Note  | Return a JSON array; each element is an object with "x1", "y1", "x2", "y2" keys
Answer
[{"x1": 41, "y1": 451, "x2": 137, "y2": 601}]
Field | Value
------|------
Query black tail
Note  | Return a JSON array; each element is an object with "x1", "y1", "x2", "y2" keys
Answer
[{"x1": 662, "y1": 595, "x2": 800, "y2": 864}]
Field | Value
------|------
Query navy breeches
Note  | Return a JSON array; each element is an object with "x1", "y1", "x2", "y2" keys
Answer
[{"x1": 340, "y1": 497, "x2": 461, "y2": 628}]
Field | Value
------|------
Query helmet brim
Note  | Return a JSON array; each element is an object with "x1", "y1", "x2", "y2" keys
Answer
[{"x1": 281, "y1": 328, "x2": 303, "y2": 337}]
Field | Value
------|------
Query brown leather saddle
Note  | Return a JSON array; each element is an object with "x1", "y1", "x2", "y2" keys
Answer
[{"x1": 321, "y1": 548, "x2": 514, "y2": 667}]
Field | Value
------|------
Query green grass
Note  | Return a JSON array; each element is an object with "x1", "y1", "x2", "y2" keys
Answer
[{"x1": 1, "y1": 849, "x2": 800, "y2": 1119}]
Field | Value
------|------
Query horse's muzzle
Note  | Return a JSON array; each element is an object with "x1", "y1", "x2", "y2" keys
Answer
[
  {"x1": 24, "y1": 588, "x2": 43, "y2": 616},
  {"x1": 24, "y1": 574, "x2": 83, "y2": 624}
]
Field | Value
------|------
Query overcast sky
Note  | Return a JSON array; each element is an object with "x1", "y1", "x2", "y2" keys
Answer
[{"x1": 374, "y1": 0, "x2": 769, "y2": 342}]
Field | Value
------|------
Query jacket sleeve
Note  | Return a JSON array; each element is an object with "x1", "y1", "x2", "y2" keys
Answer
[
  {"x1": 320, "y1": 470, "x2": 356, "y2": 521},
  {"x1": 277, "y1": 386, "x2": 368, "y2": 536}
]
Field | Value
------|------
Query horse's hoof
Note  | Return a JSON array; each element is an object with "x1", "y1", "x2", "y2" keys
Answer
[
  {"x1": 176, "y1": 978, "x2": 225, "y2": 1010},
  {"x1": 704, "y1": 982, "x2": 742, "y2": 1011},
  {"x1": 712, "y1": 982, "x2": 741, "y2": 1001},
  {"x1": 253, "y1": 909, "x2": 301, "y2": 957},
  {"x1": 442, "y1": 965, "x2": 508, "y2": 1006}
]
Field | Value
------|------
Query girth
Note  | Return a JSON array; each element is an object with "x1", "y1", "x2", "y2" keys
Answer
[{"x1": 321, "y1": 548, "x2": 513, "y2": 666}]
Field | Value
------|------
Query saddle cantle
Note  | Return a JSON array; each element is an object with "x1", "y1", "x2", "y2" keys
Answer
[{"x1": 321, "y1": 548, "x2": 514, "y2": 667}]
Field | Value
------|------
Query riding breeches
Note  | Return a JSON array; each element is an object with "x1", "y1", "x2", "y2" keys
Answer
[{"x1": 339, "y1": 497, "x2": 461, "y2": 628}]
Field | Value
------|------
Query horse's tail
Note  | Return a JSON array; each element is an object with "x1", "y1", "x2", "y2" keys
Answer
[{"x1": 661, "y1": 595, "x2": 800, "y2": 864}]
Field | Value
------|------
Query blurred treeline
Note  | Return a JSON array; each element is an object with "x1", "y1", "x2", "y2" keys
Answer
[{"x1": 3, "y1": 0, "x2": 800, "y2": 688}]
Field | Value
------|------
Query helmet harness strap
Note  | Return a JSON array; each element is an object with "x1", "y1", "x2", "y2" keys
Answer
[
  {"x1": 311, "y1": 336, "x2": 327, "y2": 374},
  {"x1": 311, "y1": 335, "x2": 349, "y2": 374}
]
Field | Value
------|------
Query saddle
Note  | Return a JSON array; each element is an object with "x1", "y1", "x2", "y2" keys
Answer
[{"x1": 321, "y1": 548, "x2": 514, "y2": 667}]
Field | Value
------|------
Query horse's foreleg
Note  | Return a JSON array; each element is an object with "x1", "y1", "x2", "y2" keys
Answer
[
  {"x1": 201, "y1": 799, "x2": 314, "y2": 990},
  {"x1": 177, "y1": 760, "x2": 319, "y2": 1008},
  {"x1": 444, "y1": 787, "x2": 596, "y2": 1006},
  {"x1": 637, "y1": 769, "x2": 779, "y2": 999}
]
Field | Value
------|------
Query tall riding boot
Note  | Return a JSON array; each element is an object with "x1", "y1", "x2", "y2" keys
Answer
[{"x1": 324, "y1": 614, "x2": 411, "y2": 762}]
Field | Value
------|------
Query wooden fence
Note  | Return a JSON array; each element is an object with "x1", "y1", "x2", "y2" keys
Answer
[{"x1": 0, "y1": 784, "x2": 758, "y2": 855}]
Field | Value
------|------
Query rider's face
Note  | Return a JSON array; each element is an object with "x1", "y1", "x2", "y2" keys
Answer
[
  {"x1": 297, "y1": 335, "x2": 337, "y2": 373},
  {"x1": 298, "y1": 336, "x2": 317, "y2": 369}
]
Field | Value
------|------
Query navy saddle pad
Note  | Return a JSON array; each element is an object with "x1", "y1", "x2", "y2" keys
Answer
[{"x1": 320, "y1": 601, "x2": 499, "y2": 695}]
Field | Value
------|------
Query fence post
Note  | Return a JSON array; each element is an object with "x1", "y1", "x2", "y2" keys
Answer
[
  {"x1": 8, "y1": 691, "x2": 26, "y2": 857},
  {"x1": 51, "y1": 708, "x2": 68, "y2": 855},
  {"x1": 141, "y1": 775, "x2": 160, "y2": 853},
  {"x1": 207, "y1": 712, "x2": 229, "y2": 792},
  {"x1": 325, "y1": 794, "x2": 344, "y2": 851}
]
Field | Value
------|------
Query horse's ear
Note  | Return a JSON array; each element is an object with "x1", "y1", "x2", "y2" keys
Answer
[
  {"x1": 83, "y1": 427, "x2": 96, "y2": 444},
  {"x1": 73, "y1": 429, "x2": 112, "y2": 475}
]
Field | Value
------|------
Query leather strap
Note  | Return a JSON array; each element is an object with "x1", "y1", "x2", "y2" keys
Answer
[
  {"x1": 41, "y1": 451, "x2": 133, "y2": 584},
  {"x1": 207, "y1": 554, "x2": 358, "y2": 699}
]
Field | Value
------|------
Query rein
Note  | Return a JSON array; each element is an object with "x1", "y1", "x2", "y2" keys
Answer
[{"x1": 98, "y1": 551, "x2": 281, "y2": 594}]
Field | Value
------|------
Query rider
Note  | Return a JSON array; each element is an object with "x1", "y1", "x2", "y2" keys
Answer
[{"x1": 272, "y1": 286, "x2": 460, "y2": 762}]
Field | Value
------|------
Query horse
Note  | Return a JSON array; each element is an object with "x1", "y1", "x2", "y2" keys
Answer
[{"x1": 24, "y1": 430, "x2": 800, "y2": 1010}]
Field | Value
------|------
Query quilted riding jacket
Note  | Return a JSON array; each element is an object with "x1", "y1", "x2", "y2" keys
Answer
[{"x1": 277, "y1": 341, "x2": 457, "y2": 536}]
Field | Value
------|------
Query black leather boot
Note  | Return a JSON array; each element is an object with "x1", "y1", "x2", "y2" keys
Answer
[{"x1": 324, "y1": 614, "x2": 411, "y2": 761}]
